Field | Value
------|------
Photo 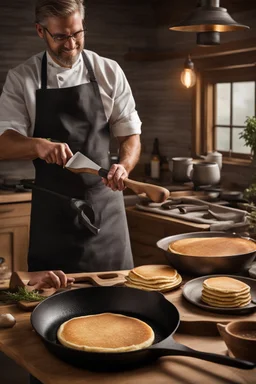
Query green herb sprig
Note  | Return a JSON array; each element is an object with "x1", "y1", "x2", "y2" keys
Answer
[{"x1": 3, "y1": 287, "x2": 45, "y2": 302}]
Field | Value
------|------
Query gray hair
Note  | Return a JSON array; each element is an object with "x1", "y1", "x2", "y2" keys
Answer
[{"x1": 35, "y1": 0, "x2": 85, "y2": 26}]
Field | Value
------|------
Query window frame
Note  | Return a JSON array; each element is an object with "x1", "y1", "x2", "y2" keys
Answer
[
  {"x1": 193, "y1": 64, "x2": 256, "y2": 163},
  {"x1": 213, "y1": 80, "x2": 256, "y2": 156}
]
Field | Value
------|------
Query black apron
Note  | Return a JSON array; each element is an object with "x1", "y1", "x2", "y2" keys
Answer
[{"x1": 28, "y1": 51, "x2": 133, "y2": 273}]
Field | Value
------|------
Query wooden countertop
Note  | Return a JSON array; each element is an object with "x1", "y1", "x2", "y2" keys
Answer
[
  {"x1": 0, "y1": 277, "x2": 255, "y2": 384},
  {"x1": 0, "y1": 191, "x2": 32, "y2": 204}
]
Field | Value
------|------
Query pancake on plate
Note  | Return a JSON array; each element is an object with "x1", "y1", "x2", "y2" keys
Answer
[
  {"x1": 168, "y1": 237, "x2": 256, "y2": 257},
  {"x1": 201, "y1": 277, "x2": 251, "y2": 308},
  {"x1": 124, "y1": 264, "x2": 182, "y2": 292},
  {"x1": 57, "y1": 313, "x2": 155, "y2": 352},
  {"x1": 132, "y1": 264, "x2": 178, "y2": 281}
]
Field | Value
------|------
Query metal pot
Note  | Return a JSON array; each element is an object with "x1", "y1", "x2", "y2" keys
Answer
[
  {"x1": 157, "y1": 232, "x2": 256, "y2": 276},
  {"x1": 191, "y1": 162, "x2": 220, "y2": 187}
]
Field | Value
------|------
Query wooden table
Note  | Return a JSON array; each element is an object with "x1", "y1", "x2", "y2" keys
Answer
[{"x1": 0, "y1": 279, "x2": 256, "y2": 384}]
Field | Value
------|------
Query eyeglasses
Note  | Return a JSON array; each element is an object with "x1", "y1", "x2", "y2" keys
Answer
[{"x1": 43, "y1": 26, "x2": 86, "y2": 43}]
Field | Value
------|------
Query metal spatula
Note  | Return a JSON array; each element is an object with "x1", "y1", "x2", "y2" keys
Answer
[{"x1": 65, "y1": 152, "x2": 170, "y2": 203}]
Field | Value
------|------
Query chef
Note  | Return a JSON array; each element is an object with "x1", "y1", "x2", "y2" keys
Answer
[{"x1": 0, "y1": 0, "x2": 141, "y2": 282}]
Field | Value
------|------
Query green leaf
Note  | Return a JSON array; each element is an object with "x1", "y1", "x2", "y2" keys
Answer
[
  {"x1": 3, "y1": 287, "x2": 45, "y2": 302},
  {"x1": 239, "y1": 116, "x2": 256, "y2": 153}
]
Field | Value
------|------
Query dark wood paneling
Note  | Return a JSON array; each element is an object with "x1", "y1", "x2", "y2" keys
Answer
[{"x1": 151, "y1": 0, "x2": 256, "y2": 27}]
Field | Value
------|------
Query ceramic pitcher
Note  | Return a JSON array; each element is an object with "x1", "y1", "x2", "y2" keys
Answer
[{"x1": 201, "y1": 151, "x2": 222, "y2": 170}]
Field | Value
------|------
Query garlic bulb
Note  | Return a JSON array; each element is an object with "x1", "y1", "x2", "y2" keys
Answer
[{"x1": 0, "y1": 313, "x2": 16, "y2": 328}]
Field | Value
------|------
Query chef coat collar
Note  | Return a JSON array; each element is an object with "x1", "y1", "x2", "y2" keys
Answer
[{"x1": 46, "y1": 51, "x2": 82, "y2": 70}]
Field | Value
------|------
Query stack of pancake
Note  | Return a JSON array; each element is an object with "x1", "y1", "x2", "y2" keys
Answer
[
  {"x1": 201, "y1": 277, "x2": 251, "y2": 308},
  {"x1": 57, "y1": 313, "x2": 155, "y2": 352},
  {"x1": 125, "y1": 264, "x2": 182, "y2": 292}
]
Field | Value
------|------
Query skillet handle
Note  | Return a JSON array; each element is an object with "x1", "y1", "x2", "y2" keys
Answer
[{"x1": 150, "y1": 339, "x2": 255, "y2": 369}]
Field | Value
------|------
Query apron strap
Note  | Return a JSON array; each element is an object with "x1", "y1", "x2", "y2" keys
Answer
[
  {"x1": 82, "y1": 51, "x2": 107, "y2": 117},
  {"x1": 82, "y1": 51, "x2": 97, "y2": 82},
  {"x1": 41, "y1": 52, "x2": 47, "y2": 90}
]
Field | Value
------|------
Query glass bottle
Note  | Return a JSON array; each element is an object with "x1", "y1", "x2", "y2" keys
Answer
[{"x1": 150, "y1": 138, "x2": 160, "y2": 179}]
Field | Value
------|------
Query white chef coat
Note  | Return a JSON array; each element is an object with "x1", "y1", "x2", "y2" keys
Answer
[{"x1": 0, "y1": 50, "x2": 141, "y2": 180}]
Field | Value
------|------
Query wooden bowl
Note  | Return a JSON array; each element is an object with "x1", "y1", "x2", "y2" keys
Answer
[{"x1": 217, "y1": 321, "x2": 256, "y2": 363}]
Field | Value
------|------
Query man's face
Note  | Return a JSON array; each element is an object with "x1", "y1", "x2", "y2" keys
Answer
[{"x1": 36, "y1": 11, "x2": 84, "y2": 67}]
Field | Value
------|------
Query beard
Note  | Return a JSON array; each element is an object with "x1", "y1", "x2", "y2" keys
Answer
[{"x1": 45, "y1": 39, "x2": 84, "y2": 67}]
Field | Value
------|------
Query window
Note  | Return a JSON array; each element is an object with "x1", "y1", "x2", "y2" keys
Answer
[
  {"x1": 214, "y1": 81, "x2": 255, "y2": 155},
  {"x1": 193, "y1": 65, "x2": 256, "y2": 162}
]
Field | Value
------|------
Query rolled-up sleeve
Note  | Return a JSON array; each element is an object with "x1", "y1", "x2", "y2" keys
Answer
[
  {"x1": 109, "y1": 63, "x2": 141, "y2": 137},
  {"x1": 0, "y1": 69, "x2": 30, "y2": 137}
]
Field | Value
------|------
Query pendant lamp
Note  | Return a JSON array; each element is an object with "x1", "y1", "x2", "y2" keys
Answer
[
  {"x1": 169, "y1": 0, "x2": 249, "y2": 46},
  {"x1": 180, "y1": 56, "x2": 196, "y2": 88}
]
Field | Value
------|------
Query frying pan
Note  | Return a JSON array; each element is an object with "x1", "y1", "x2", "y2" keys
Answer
[
  {"x1": 157, "y1": 231, "x2": 256, "y2": 276},
  {"x1": 30, "y1": 287, "x2": 255, "y2": 371}
]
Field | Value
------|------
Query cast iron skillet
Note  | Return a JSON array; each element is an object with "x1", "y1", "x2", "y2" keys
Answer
[{"x1": 30, "y1": 287, "x2": 255, "y2": 371}]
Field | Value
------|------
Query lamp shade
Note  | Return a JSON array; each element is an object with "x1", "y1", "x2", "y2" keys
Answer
[{"x1": 169, "y1": 0, "x2": 249, "y2": 32}]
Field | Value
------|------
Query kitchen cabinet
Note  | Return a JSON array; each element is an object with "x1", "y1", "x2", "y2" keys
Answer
[
  {"x1": 126, "y1": 206, "x2": 209, "y2": 266},
  {"x1": 0, "y1": 193, "x2": 31, "y2": 273}
]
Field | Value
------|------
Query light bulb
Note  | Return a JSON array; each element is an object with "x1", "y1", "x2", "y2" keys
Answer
[
  {"x1": 181, "y1": 68, "x2": 196, "y2": 88},
  {"x1": 181, "y1": 55, "x2": 196, "y2": 88}
]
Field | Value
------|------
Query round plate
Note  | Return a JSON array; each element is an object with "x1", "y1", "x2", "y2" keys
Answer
[{"x1": 182, "y1": 275, "x2": 256, "y2": 315}]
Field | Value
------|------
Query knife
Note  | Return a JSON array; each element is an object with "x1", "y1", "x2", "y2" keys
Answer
[{"x1": 65, "y1": 152, "x2": 170, "y2": 203}]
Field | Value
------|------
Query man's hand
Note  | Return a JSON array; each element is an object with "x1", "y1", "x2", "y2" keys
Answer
[
  {"x1": 36, "y1": 139, "x2": 73, "y2": 166},
  {"x1": 27, "y1": 270, "x2": 75, "y2": 290},
  {"x1": 102, "y1": 163, "x2": 128, "y2": 191},
  {"x1": 101, "y1": 134, "x2": 141, "y2": 192},
  {"x1": 0, "y1": 130, "x2": 73, "y2": 164}
]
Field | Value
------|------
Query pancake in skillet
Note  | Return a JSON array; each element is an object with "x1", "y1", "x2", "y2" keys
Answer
[
  {"x1": 57, "y1": 313, "x2": 155, "y2": 352},
  {"x1": 168, "y1": 237, "x2": 256, "y2": 257}
]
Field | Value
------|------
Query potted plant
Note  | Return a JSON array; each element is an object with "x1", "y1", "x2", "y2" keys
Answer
[
  {"x1": 239, "y1": 201, "x2": 256, "y2": 239},
  {"x1": 239, "y1": 116, "x2": 256, "y2": 161},
  {"x1": 243, "y1": 180, "x2": 256, "y2": 204}
]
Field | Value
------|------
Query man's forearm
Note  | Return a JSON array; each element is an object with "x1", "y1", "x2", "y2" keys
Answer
[
  {"x1": 0, "y1": 130, "x2": 40, "y2": 160},
  {"x1": 117, "y1": 134, "x2": 141, "y2": 175},
  {"x1": 0, "y1": 129, "x2": 73, "y2": 166}
]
